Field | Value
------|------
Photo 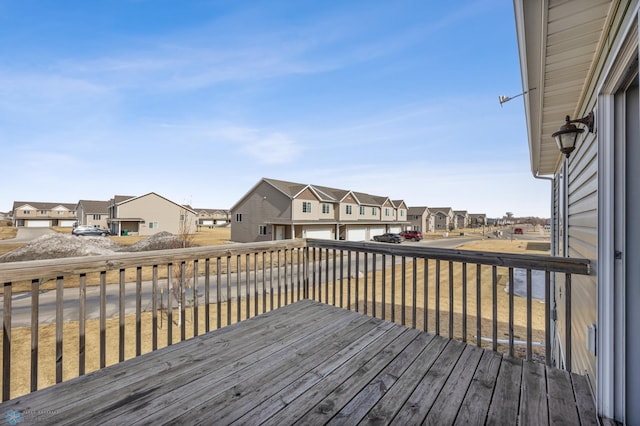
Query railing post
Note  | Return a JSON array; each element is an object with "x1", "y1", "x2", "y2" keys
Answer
[
  {"x1": 79, "y1": 273, "x2": 87, "y2": 375},
  {"x1": 545, "y1": 270, "x2": 551, "y2": 366},
  {"x1": 31, "y1": 279, "x2": 39, "y2": 392},
  {"x1": 526, "y1": 268, "x2": 532, "y2": 361},
  {"x1": 476, "y1": 264, "x2": 481, "y2": 347},
  {"x1": 3, "y1": 281, "x2": 12, "y2": 401},
  {"x1": 57, "y1": 276, "x2": 64, "y2": 381},
  {"x1": 508, "y1": 267, "x2": 514, "y2": 357}
]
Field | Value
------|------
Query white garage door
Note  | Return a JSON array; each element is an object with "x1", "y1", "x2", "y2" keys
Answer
[
  {"x1": 305, "y1": 227, "x2": 332, "y2": 239},
  {"x1": 60, "y1": 220, "x2": 76, "y2": 227},
  {"x1": 389, "y1": 225, "x2": 401, "y2": 233},
  {"x1": 27, "y1": 220, "x2": 50, "y2": 228},
  {"x1": 347, "y1": 227, "x2": 367, "y2": 241},
  {"x1": 369, "y1": 226, "x2": 385, "y2": 240}
]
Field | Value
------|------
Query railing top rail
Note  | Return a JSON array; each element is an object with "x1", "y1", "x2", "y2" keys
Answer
[
  {"x1": 0, "y1": 239, "x2": 307, "y2": 283},
  {"x1": 306, "y1": 239, "x2": 590, "y2": 275}
]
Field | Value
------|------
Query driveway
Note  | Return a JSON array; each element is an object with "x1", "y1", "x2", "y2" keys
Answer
[{"x1": 0, "y1": 227, "x2": 55, "y2": 243}]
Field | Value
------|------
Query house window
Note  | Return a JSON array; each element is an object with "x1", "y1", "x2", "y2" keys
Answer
[
  {"x1": 39, "y1": 210, "x2": 48, "y2": 215},
  {"x1": 372, "y1": 207, "x2": 377, "y2": 215},
  {"x1": 149, "y1": 221, "x2": 159, "y2": 229},
  {"x1": 93, "y1": 214, "x2": 101, "y2": 220},
  {"x1": 236, "y1": 214, "x2": 243, "y2": 222},
  {"x1": 359, "y1": 206, "x2": 365, "y2": 215},
  {"x1": 23, "y1": 210, "x2": 30, "y2": 214},
  {"x1": 180, "y1": 214, "x2": 186, "y2": 221},
  {"x1": 302, "y1": 202, "x2": 312, "y2": 213},
  {"x1": 346, "y1": 205, "x2": 352, "y2": 215},
  {"x1": 258, "y1": 225, "x2": 267, "y2": 235},
  {"x1": 58, "y1": 211, "x2": 63, "y2": 215},
  {"x1": 322, "y1": 204, "x2": 330, "y2": 214},
  {"x1": 385, "y1": 208, "x2": 390, "y2": 216},
  {"x1": 400, "y1": 210, "x2": 404, "y2": 217}
]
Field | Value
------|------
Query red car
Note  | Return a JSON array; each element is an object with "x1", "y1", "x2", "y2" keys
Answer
[
  {"x1": 514, "y1": 227, "x2": 524, "y2": 235},
  {"x1": 399, "y1": 230, "x2": 423, "y2": 241}
]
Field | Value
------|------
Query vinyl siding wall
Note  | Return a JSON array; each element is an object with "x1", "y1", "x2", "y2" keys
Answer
[
  {"x1": 558, "y1": 120, "x2": 598, "y2": 385},
  {"x1": 230, "y1": 182, "x2": 292, "y2": 243}
]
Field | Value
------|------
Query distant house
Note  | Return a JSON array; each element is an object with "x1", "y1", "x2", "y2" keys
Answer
[
  {"x1": 107, "y1": 192, "x2": 197, "y2": 236},
  {"x1": 431, "y1": 207, "x2": 454, "y2": 231},
  {"x1": 469, "y1": 213, "x2": 487, "y2": 228},
  {"x1": 11, "y1": 201, "x2": 77, "y2": 228},
  {"x1": 194, "y1": 209, "x2": 230, "y2": 228},
  {"x1": 407, "y1": 207, "x2": 435, "y2": 233},
  {"x1": 76, "y1": 200, "x2": 110, "y2": 229},
  {"x1": 230, "y1": 178, "x2": 408, "y2": 243},
  {"x1": 453, "y1": 210, "x2": 469, "y2": 229}
]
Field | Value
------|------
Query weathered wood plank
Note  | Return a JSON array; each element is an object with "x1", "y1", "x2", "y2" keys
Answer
[
  {"x1": 392, "y1": 339, "x2": 466, "y2": 424},
  {"x1": 360, "y1": 335, "x2": 449, "y2": 424},
  {"x1": 85, "y1": 304, "x2": 384, "y2": 425},
  {"x1": 294, "y1": 328, "x2": 424, "y2": 425},
  {"x1": 252, "y1": 324, "x2": 406, "y2": 426},
  {"x1": 571, "y1": 373, "x2": 598, "y2": 425},
  {"x1": 547, "y1": 366, "x2": 580, "y2": 425},
  {"x1": 486, "y1": 355, "x2": 522, "y2": 425},
  {"x1": 326, "y1": 331, "x2": 435, "y2": 425},
  {"x1": 423, "y1": 344, "x2": 484, "y2": 425},
  {"x1": 454, "y1": 349, "x2": 502, "y2": 425},
  {"x1": 0, "y1": 300, "x2": 328, "y2": 414},
  {"x1": 230, "y1": 320, "x2": 404, "y2": 425},
  {"x1": 306, "y1": 239, "x2": 590, "y2": 274},
  {"x1": 519, "y1": 361, "x2": 549, "y2": 426}
]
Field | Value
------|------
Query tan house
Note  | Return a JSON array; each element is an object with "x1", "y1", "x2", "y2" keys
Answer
[
  {"x1": 407, "y1": 206, "x2": 435, "y2": 233},
  {"x1": 514, "y1": 0, "x2": 638, "y2": 421},
  {"x1": 195, "y1": 209, "x2": 230, "y2": 228},
  {"x1": 11, "y1": 201, "x2": 77, "y2": 227},
  {"x1": 453, "y1": 210, "x2": 469, "y2": 229},
  {"x1": 431, "y1": 207, "x2": 454, "y2": 231},
  {"x1": 107, "y1": 192, "x2": 197, "y2": 236},
  {"x1": 76, "y1": 200, "x2": 110, "y2": 229},
  {"x1": 469, "y1": 213, "x2": 487, "y2": 228},
  {"x1": 230, "y1": 178, "x2": 408, "y2": 243}
]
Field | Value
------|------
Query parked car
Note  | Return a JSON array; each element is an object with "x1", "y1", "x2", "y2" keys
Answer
[
  {"x1": 514, "y1": 227, "x2": 524, "y2": 235},
  {"x1": 373, "y1": 233, "x2": 403, "y2": 244},
  {"x1": 399, "y1": 230, "x2": 423, "y2": 241},
  {"x1": 72, "y1": 225, "x2": 110, "y2": 237}
]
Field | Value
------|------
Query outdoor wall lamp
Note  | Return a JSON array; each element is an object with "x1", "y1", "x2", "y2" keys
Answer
[{"x1": 552, "y1": 112, "x2": 595, "y2": 158}]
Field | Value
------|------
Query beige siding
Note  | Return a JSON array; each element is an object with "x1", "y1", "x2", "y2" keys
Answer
[
  {"x1": 230, "y1": 181, "x2": 292, "y2": 243},
  {"x1": 118, "y1": 193, "x2": 196, "y2": 236}
]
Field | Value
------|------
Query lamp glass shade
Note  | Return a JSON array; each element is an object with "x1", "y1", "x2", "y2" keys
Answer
[{"x1": 552, "y1": 123, "x2": 584, "y2": 157}]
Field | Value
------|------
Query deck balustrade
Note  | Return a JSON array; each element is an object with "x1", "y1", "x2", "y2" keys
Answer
[{"x1": 0, "y1": 238, "x2": 589, "y2": 402}]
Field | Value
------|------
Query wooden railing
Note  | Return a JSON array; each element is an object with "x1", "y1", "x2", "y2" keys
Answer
[{"x1": 0, "y1": 238, "x2": 589, "y2": 401}]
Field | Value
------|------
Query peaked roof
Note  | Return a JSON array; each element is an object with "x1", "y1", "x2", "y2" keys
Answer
[
  {"x1": 235, "y1": 178, "x2": 403, "y2": 210},
  {"x1": 12, "y1": 201, "x2": 76, "y2": 211},
  {"x1": 408, "y1": 206, "x2": 429, "y2": 215},
  {"x1": 114, "y1": 192, "x2": 196, "y2": 214},
  {"x1": 77, "y1": 200, "x2": 109, "y2": 213}
]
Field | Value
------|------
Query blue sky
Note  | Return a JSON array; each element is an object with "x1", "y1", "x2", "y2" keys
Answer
[{"x1": 0, "y1": 0, "x2": 550, "y2": 218}]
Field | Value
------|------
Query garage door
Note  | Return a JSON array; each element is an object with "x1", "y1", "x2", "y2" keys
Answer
[
  {"x1": 369, "y1": 226, "x2": 385, "y2": 240},
  {"x1": 389, "y1": 225, "x2": 401, "y2": 233},
  {"x1": 305, "y1": 227, "x2": 332, "y2": 239},
  {"x1": 60, "y1": 220, "x2": 76, "y2": 227},
  {"x1": 27, "y1": 220, "x2": 50, "y2": 228},
  {"x1": 347, "y1": 227, "x2": 367, "y2": 241}
]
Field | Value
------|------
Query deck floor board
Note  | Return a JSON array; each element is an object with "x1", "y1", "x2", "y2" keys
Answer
[{"x1": 0, "y1": 300, "x2": 598, "y2": 425}]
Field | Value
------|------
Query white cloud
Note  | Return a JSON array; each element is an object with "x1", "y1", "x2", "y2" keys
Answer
[{"x1": 240, "y1": 132, "x2": 301, "y2": 165}]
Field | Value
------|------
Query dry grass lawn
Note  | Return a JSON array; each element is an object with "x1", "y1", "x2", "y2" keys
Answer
[{"x1": 1, "y1": 234, "x2": 550, "y2": 400}]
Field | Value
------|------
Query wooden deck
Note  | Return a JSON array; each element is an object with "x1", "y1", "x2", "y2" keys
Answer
[{"x1": 0, "y1": 300, "x2": 597, "y2": 425}]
